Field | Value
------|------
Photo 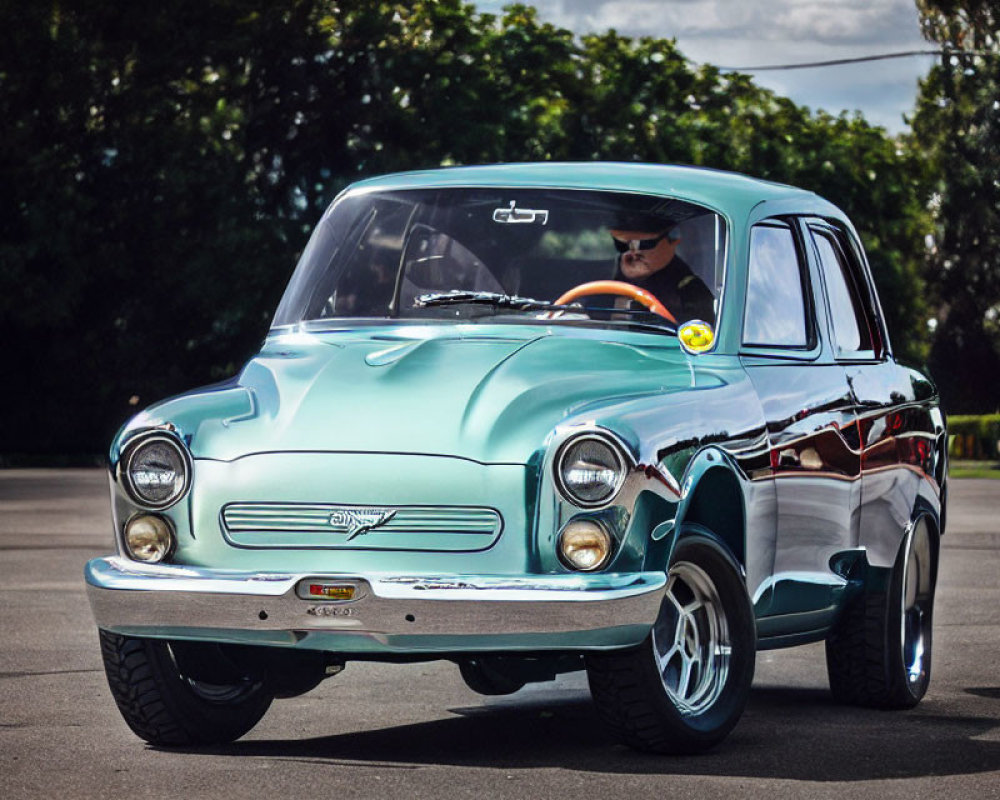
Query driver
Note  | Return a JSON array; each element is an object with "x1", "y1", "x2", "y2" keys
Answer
[{"x1": 609, "y1": 223, "x2": 715, "y2": 324}]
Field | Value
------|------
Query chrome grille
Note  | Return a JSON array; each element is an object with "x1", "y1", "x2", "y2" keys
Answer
[{"x1": 221, "y1": 503, "x2": 502, "y2": 551}]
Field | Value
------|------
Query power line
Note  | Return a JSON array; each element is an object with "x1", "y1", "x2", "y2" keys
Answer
[{"x1": 716, "y1": 48, "x2": 992, "y2": 72}]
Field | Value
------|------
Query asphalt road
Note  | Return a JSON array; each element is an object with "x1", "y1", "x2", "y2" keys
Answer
[{"x1": 1, "y1": 470, "x2": 998, "y2": 800}]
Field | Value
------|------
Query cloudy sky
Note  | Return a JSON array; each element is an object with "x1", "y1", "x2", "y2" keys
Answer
[{"x1": 475, "y1": 0, "x2": 937, "y2": 133}]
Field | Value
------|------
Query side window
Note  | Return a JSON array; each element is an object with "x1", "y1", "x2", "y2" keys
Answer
[
  {"x1": 743, "y1": 223, "x2": 811, "y2": 348},
  {"x1": 810, "y1": 228, "x2": 877, "y2": 358}
]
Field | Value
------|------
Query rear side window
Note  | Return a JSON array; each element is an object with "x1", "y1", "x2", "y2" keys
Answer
[
  {"x1": 810, "y1": 227, "x2": 878, "y2": 358},
  {"x1": 743, "y1": 223, "x2": 810, "y2": 348}
]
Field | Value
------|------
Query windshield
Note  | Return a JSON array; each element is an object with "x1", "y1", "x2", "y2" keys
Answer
[{"x1": 273, "y1": 187, "x2": 727, "y2": 333}]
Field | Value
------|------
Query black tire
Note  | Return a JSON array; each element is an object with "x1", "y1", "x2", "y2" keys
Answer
[
  {"x1": 99, "y1": 630, "x2": 274, "y2": 746},
  {"x1": 458, "y1": 658, "x2": 526, "y2": 696},
  {"x1": 826, "y1": 515, "x2": 937, "y2": 708},
  {"x1": 585, "y1": 530, "x2": 756, "y2": 754}
]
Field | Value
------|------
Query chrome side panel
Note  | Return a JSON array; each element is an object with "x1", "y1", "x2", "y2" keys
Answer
[
  {"x1": 742, "y1": 360, "x2": 860, "y2": 627},
  {"x1": 850, "y1": 363, "x2": 945, "y2": 567}
]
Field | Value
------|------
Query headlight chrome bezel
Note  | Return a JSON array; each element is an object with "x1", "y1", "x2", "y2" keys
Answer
[
  {"x1": 119, "y1": 430, "x2": 192, "y2": 510},
  {"x1": 554, "y1": 432, "x2": 628, "y2": 508}
]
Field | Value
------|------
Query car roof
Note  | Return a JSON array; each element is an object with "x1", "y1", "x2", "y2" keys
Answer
[{"x1": 347, "y1": 162, "x2": 839, "y2": 219}]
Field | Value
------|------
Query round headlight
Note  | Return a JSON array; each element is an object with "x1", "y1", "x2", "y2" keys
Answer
[
  {"x1": 123, "y1": 434, "x2": 190, "y2": 509},
  {"x1": 124, "y1": 514, "x2": 176, "y2": 563},
  {"x1": 556, "y1": 435, "x2": 626, "y2": 507},
  {"x1": 558, "y1": 519, "x2": 613, "y2": 571}
]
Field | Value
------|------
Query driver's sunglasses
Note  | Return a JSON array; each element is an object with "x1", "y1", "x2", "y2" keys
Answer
[{"x1": 612, "y1": 231, "x2": 674, "y2": 254}]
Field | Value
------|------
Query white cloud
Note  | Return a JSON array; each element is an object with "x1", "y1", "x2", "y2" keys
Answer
[
  {"x1": 475, "y1": 0, "x2": 933, "y2": 132},
  {"x1": 498, "y1": 0, "x2": 925, "y2": 47}
]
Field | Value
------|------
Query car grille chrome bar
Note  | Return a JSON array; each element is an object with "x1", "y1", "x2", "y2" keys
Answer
[{"x1": 221, "y1": 503, "x2": 503, "y2": 551}]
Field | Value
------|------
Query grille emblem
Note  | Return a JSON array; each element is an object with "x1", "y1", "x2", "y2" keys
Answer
[{"x1": 328, "y1": 507, "x2": 397, "y2": 540}]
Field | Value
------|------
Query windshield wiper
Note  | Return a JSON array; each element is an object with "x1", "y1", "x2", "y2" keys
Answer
[
  {"x1": 415, "y1": 291, "x2": 679, "y2": 334},
  {"x1": 415, "y1": 290, "x2": 556, "y2": 311}
]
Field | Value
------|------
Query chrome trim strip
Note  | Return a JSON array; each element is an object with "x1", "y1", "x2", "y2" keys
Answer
[{"x1": 85, "y1": 557, "x2": 666, "y2": 652}]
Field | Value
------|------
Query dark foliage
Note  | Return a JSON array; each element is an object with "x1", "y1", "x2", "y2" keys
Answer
[
  {"x1": 913, "y1": 1, "x2": 1000, "y2": 413},
  {"x1": 0, "y1": 1, "x2": 941, "y2": 455}
]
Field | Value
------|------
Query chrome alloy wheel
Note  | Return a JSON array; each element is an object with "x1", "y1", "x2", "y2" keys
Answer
[
  {"x1": 900, "y1": 517, "x2": 934, "y2": 691},
  {"x1": 651, "y1": 560, "x2": 732, "y2": 716}
]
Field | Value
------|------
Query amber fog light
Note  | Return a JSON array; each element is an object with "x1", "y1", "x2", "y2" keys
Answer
[
  {"x1": 124, "y1": 515, "x2": 175, "y2": 563},
  {"x1": 558, "y1": 519, "x2": 613, "y2": 571}
]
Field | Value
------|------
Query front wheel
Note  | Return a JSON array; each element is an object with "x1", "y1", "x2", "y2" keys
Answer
[
  {"x1": 99, "y1": 630, "x2": 274, "y2": 746},
  {"x1": 586, "y1": 531, "x2": 756, "y2": 753}
]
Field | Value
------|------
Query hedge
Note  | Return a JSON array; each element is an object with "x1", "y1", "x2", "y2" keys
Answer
[{"x1": 948, "y1": 414, "x2": 1000, "y2": 460}]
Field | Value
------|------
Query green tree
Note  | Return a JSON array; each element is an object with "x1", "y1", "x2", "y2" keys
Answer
[
  {"x1": 912, "y1": 0, "x2": 1000, "y2": 412},
  {"x1": 0, "y1": 0, "x2": 937, "y2": 454},
  {"x1": 0, "y1": 1, "x2": 295, "y2": 453}
]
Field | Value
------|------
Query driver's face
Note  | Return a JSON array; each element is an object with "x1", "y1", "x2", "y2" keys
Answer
[{"x1": 610, "y1": 229, "x2": 681, "y2": 280}]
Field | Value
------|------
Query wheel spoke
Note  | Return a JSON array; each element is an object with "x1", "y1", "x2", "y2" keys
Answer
[
  {"x1": 677, "y1": 652, "x2": 694, "y2": 700},
  {"x1": 685, "y1": 616, "x2": 701, "y2": 659},
  {"x1": 658, "y1": 640, "x2": 681, "y2": 666},
  {"x1": 651, "y1": 559, "x2": 733, "y2": 716},
  {"x1": 666, "y1": 584, "x2": 686, "y2": 616},
  {"x1": 682, "y1": 599, "x2": 704, "y2": 615}
]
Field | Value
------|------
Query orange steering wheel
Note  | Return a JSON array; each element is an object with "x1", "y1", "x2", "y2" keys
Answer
[{"x1": 554, "y1": 280, "x2": 677, "y2": 324}]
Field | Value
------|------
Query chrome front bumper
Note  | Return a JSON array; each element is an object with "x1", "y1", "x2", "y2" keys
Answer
[{"x1": 85, "y1": 557, "x2": 666, "y2": 654}]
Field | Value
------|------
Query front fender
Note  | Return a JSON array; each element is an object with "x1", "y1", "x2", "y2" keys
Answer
[{"x1": 641, "y1": 448, "x2": 750, "y2": 576}]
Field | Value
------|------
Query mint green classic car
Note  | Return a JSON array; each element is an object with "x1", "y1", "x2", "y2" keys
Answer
[{"x1": 87, "y1": 163, "x2": 946, "y2": 753}]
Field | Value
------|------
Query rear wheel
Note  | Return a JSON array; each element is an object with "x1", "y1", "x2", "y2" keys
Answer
[
  {"x1": 99, "y1": 630, "x2": 274, "y2": 746},
  {"x1": 826, "y1": 515, "x2": 938, "y2": 708},
  {"x1": 586, "y1": 531, "x2": 756, "y2": 753}
]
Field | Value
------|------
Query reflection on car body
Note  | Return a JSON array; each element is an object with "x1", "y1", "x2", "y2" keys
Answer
[{"x1": 86, "y1": 163, "x2": 946, "y2": 753}]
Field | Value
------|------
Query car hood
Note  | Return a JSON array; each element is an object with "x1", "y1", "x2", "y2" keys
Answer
[{"x1": 129, "y1": 325, "x2": 719, "y2": 465}]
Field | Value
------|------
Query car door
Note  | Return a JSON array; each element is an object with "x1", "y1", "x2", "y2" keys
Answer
[
  {"x1": 805, "y1": 221, "x2": 943, "y2": 571},
  {"x1": 740, "y1": 218, "x2": 861, "y2": 637}
]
